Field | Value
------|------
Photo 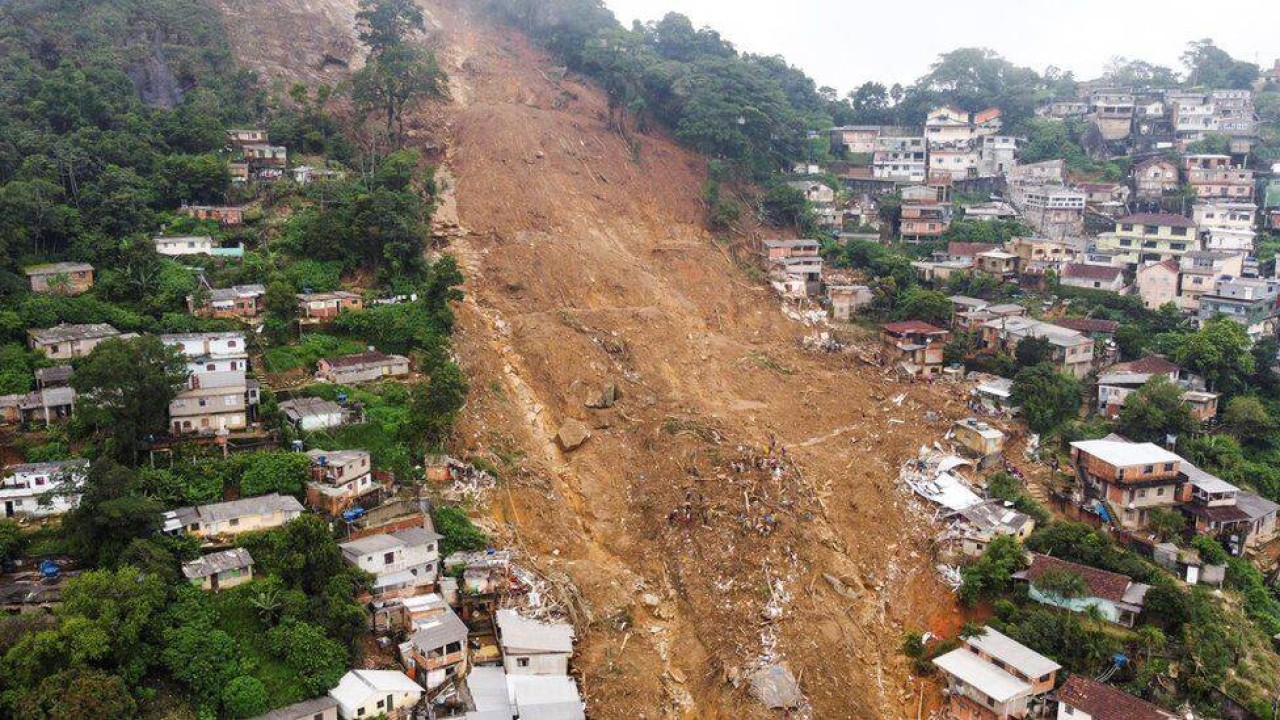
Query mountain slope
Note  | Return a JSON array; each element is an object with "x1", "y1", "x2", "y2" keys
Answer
[{"x1": 218, "y1": 1, "x2": 972, "y2": 716}]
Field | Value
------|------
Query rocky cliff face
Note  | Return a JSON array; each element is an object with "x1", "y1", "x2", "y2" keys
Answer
[{"x1": 218, "y1": 2, "x2": 969, "y2": 717}]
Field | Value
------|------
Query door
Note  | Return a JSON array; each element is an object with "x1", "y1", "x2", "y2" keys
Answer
[
  {"x1": 4, "y1": 501, "x2": 12, "y2": 518},
  {"x1": 210, "y1": 572, "x2": 219, "y2": 592}
]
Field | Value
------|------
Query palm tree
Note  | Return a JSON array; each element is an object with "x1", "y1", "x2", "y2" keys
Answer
[{"x1": 250, "y1": 585, "x2": 283, "y2": 626}]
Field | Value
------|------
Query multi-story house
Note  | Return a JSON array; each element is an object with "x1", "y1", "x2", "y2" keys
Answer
[
  {"x1": 1193, "y1": 202, "x2": 1256, "y2": 254},
  {"x1": 872, "y1": 137, "x2": 928, "y2": 183},
  {"x1": 163, "y1": 332, "x2": 255, "y2": 436},
  {"x1": 1135, "y1": 259, "x2": 1179, "y2": 309},
  {"x1": 188, "y1": 284, "x2": 267, "y2": 320},
  {"x1": 24, "y1": 262, "x2": 94, "y2": 295},
  {"x1": 925, "y1": 106, "x2": 975, "y2": 146},
  {"x1": 900, "y1": 202, "x2": 951, "y2": 241},
  {"x1": 340, "y1": 527, "x2": 443, "y2": 599},
  {"x1": 1070, "y1": 438, "x2": 1188, "y2": 530},
  {"x1": 28, "y1": 323, "x2": 124, "y2": 360},
  {"x1": 163, "y1": 493, "x2": 304, "y2": 537},
  {"x1": 932, "y1": 626, "x2": 1060, "y2": 720},
  {"x1": 496, "y1": 609, "x2": 576, "y2": 676},
  {"x1": 1176, "y1": 251, "x2": 1245, "y2": 312},
  {"x1": 0, "y1": 459, "x2": 86, "y2": 518},
  {"x1": 1094, "y1": 213, "x2": 1198, "y2": 265},
  {"x1": 762, "y1": 239, "x2": 821, "y2": 261},
  {"x1": 1018, "y1": 186, "x2": 1086, "y2": 240},
  {"x1": 306, "y1": 449, "x2": 378, "y2": 514},
  {"x1": 399, "y1": 608, "x2": 469, "y2": 691},
  {"x1": 1183, "y1": 155, "x2": 1254, "y2": 201},
  {"x1": 227, "y1": 128, "x2": 269, "y2": 145},
  {"x1": 980, "y1": 317, "x2": 1095, "y2": 379},
  {"x1": 297, "y1": 291, "x2": 364, "y2": 324},
  {"x1": 1132, "y1": 157, "x2": 1179, "y2": 200},
  {"x1": 976, "y1": 136, "x2": 1019, "y2": 177},
  {"x1": 1006, "y1": 236, "x2": 1081, "y2": 270},
  {"x1": 1198, "y1": 277, "x2": 1280, "y2": 339},
  {"x1": 1089, "y1": 90, "x2": 1135, "y2": 140},
  {"x1": 242, "y1": 143, "x2": 287, "y2": 168},
  {"x1": 879, "y1": 321, "x2": 950, "y2": 378}
]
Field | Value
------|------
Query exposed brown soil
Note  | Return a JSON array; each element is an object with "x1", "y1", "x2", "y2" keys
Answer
[{"x1": 217, "y1": 2, "x2": 980, "y2": 717}]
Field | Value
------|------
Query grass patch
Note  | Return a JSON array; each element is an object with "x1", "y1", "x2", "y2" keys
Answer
[
  {"x1": 261, "y1": 334, "x2": 368, "y2": 373},
  {"x1": 302, "y1": 382, "x2": 414, "y2": 481}
]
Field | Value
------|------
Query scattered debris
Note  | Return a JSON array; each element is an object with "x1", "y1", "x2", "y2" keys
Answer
[{"x1": 585, "y1": 381, "x2": 620, "y2": 409}]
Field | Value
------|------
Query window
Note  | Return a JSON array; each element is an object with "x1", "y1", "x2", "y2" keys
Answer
[
  {"x1": 206, "y1": 363, "x2": 215, "y2": 371},
  {"x1": 446, "y1": 641, "x2": 462, "y2": 654},
  {"x1": 1171, "y1": 227, "x2": 1188, "y2": 237},
  {"x1": 1164, "y1": 463, "x2": 1174, "y2": 471},
  {"x1": 376, "y1": 700, "x2": 384, "y2": 709},
  {"x1": 1157, "y1": 487, "x2": 1165, "y2": 496},
  {"x1": 384, "y1": 552, "x2": 395, "y2": 565},
  {"x1": 1143, "y1": 225, "x2": 1159, "y2": 234},
  {"x1": 518, "y1": 657, "x2": 530, "y2": 667},
  {"x1": 229, "y1": 517, "x2": 239, "y2": 527},
  {"x1": 1144, "y1": 465, "x2": 1154, "y2": 474}
]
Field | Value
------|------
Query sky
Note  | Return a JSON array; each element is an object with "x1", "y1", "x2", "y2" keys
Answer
[{"x1": 603, "y1": 0, "x2": 1279, "y2": 94}]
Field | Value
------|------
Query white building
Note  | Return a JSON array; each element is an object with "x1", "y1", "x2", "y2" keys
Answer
[
  {"x1": 0, "y1": 459, "x2": 87, "y2": 518},
  {"x1": 162, "y1": 333, "x2": 255, "y2": 436},
  {"x1": 872, "y1": 137, "x2": 928, "y2": 183},
  {"x1": 329, "y1": 670, "x2": 423, "y2": 720},
  {"x1": 496, "y1": 609, "x2": 576, "y2": 676},
  {"x1": 154, "y1": 235, "x2": 215, "y2": 256},
  {"x1": 339, "y1": 527, "x2": 443, "y2": 597},
  {"x1": 1193, "y1": 202, "x2": 1257, "y2": 254}
]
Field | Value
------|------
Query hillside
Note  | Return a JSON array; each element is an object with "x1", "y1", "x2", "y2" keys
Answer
[{"x1": 216, "y1": 1, "x2": 974, "y2": 716}]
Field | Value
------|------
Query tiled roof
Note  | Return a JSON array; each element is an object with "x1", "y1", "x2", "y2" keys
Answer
[
  {"x1": 1056, "y1": 675, "x2": 1173, "y2": 720},
  {"x1": 1024, "y1": 553, "x2": 1133, "y2": 604},
  {"x1": 1117, "y1": 356, "x2": 1181, "y2": 375},
  {"x1": 1056, "y1": 317, "x2": 1120, "y2": 334},
  {"x1": 947, "y1": 242, "x2": 999, "y2": 257},
  {"x1": 1063, "y1": 263, "x2": 1124, "y2": 282}
]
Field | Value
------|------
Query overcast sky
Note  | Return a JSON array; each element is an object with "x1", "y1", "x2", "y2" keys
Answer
[{"x1": 603, "y1": 0, "x2": 1278, "y2": 94}]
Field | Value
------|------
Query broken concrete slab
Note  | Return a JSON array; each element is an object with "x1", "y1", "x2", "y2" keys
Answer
[{"x1": 557, "y1": 419, "x2": 592, "y2": 451}]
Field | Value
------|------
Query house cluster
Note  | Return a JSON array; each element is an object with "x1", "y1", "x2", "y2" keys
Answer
[
  {"x1": 932, "y1": 625, "x2": 1177, "y2": 720},
  {"x1": 1038, "y1": 87, "x2": 1260, "y2": 154},
  {"x1": 1069, "y1": 434, "x2": 1278, "y2": 553},
  {"x1": 251, "y1": 497, "x2": 584, "y2": 720}
]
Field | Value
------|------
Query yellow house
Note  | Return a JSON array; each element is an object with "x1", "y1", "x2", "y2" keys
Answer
[
  {"x1": 1095, "y1": 213, "x2": 1198, "y2": 265},
  {"x1": 182, "y1": 548, "x2": 254, "y2": 592},
  {"x1": 163, "y1": 493, "x2": 304, "y2": 538}
]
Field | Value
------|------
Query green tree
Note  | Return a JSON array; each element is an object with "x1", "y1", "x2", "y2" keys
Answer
[
  {"x1": 10, "y1": 668, "x2": 137, "y2": 720},
  {"x1": 959, "y1": 535, "x2": 1027, "y2": 605},
  {"x1": 1033, "y1": 568, "x2": 1089, "y2": 601},
  {"x1": 162, "y1": 622, "x2": 242, "y2": 710},
  {"x1": 433, "y1": 505, "x2": 488, "y2": 556},
  {"x1": 1221, "y1": 396, "x2": 1274, "y2": 447},
  {"x1": 401, "y1": 361, "x2": 468, "y2": 452},
  {"x1": 222, "y1": 676, "x2": 270, "y2": 719},
  {"x1": 353, "y1": 0, "x2": 447, "y2": 136},
  {"x1": 1174, "y1": 317, "x2": 1254, "y2": 396},
  {"x1": 70, "y1": 336, "x2": 188, "y2": 465},
  {"x1": 893, "y1": 287, "x2": 952, "y2": 326},
  {"x1": 1014, "y1": 336, "x2": 1053, "y2": 369},
  {"x1": 1011, "y1": 363, "x2": 1082, "y2": 435},
  {"x1": 239, "y1": 452, "x2": 310, "y2": 497},
  {"x1": 61, "y1": 460, "x2": 163, "y2": 566},
  {"x1": 266, "y1": 620, "x2": 348, "y2": 695},
  {"x1": 1116, "y1": 376, "x2": 1195, "y2": 444},
  {"x1": 1147, "y1": 508, "x2": 1186, "y2": 541}
]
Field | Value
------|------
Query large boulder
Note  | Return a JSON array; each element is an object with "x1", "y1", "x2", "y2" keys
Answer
[{"x1": 557, "y1": 419, "x2": 592, "y2": 451}]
